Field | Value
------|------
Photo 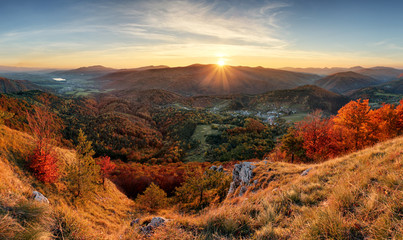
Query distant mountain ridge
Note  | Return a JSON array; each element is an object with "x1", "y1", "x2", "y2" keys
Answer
[
  {"x1": 0, "y1": 77, "x2": 44, "y2": 93},
  {"x1": 113, "y1": 84, "x2": 349, "y2": 115},
  {"x1": 314, "y1": 71, "x2": 381, "y2": 94},
  {"x1": 281, "y1": 66, "x2": 403, "y2": 81},
  {"x1": 98, "y1": 64, "x2": 320, "y2": 96}
]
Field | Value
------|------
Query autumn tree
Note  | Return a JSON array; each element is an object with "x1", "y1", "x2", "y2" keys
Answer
[
  {"x1": 295, "y1": 110, "x2": 334, "y2": 162},
  {"x1": 280, "y1": 127, "x2": 306, "y2": 163},
  {"x1": 26, "y1": 105, "x2": 60, "y2": 183},
  {"x1": 0, "y1": 110, "x2": 14, "y2": 125},
  {"x1": 396, "y1": 99, "x2": 403, "y2": 134},
  {"x1": 96, "y1": 156, "x2": 116, "y2": 187},
  {"x1": 369, "y1": 103, "x2": 399, "y2": 141},
  {"x1": 332, "y1": 99, "x2": 372, "y2": 151},
  {"x1": 135, "y1": 183, "x2": 168, "y2": 211},
  {"x1": 66, "y1": 129, "x2": 100, "y2": 198},
  {"x1": 175, "y1": 167, "x2": 231, "y2": 211}
]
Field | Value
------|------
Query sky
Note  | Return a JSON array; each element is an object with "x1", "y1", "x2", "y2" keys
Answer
[{"x1": 1, "y1": 0, "x2": 403, "y2": 69}]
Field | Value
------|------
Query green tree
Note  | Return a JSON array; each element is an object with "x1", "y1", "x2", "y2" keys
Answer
[
  {"x1": 135, "y1": 183, "x2": 168, "y2": 211},
  {"x1": 175, "y1": 168, "x2": 231, "y2": 211},
  {"x1": 0, "y1": 110, "x2": 14, "y2": 125},
  {"x1": 280, "y1": 127, "x2": 306, "y2": 163},
  {"x1": 66, "y1": 129, "x2": 100, "y2": 198}
]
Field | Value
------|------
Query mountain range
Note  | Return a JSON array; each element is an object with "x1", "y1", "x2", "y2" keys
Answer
[
  {"x1": 314, "y1": 71, "x2": 381, "y2": 94},
  {"x1": 98, "y1": 64, "x2": 320, "y2": 96},
  {"x1": 0, "y1": 77, "x2": 44, "y2": 93}
]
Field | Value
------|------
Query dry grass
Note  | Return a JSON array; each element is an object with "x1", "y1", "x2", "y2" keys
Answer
[
  {"x1": 1, "y1": 124, "x2": 402, "y2": 239},
  {"x1": 169, "y1": 136, "x2": 403, "y2": 239},
  {"x1": 0, "y1": 125, "x2": 136, "y2": 239}
]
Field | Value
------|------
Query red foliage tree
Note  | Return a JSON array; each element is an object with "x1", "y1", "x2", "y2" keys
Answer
[
  {"x1": 369, "y1": 103, "x2": 399, "y2": 141},
  {"x1": 28, "y1": 148, "x2": 58, "y2": 183},
  {"x1": 396, "y1": 99, "x2": 403, "y2": 134},
  {"x1": 295, "y1": 110, "x2": 334, "y2": 161},
  {"x1": 26, "y1": 105, "x2": 61, "y2": 183},
  {"x1": 96, "y1": 156, "x2": 116, "y2": 185},
  {"x1": 332, "y1": 99, "x2": 372, "y2": 151}
]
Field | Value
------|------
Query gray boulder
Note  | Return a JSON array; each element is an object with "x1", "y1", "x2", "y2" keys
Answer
[
  {"x1": 130, "y1": 218, "x2": 140, "y2": 226},
  {"x1": 32, "y1": 191, "x2": 49, "y2": 204},
  {"x1": 209, "y1": 165, "x2": 218, "y2": 171},
  {"x1": 301, "y1": 168, "x2": 312, "y2": 176},
  {"x1": 209, "y1": 165, "x2": 224, "y2": 172},
  {"x1": 228, "y1": 162, "x2": 256, "y2": 197},
  {"x1": 141, "y1": 217, "x2": 167, "y2": 234}
]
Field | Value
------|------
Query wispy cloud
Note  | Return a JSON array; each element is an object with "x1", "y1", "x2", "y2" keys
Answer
[{"x1": 103, "y1": 0, "x2": 290, "y2": 47}]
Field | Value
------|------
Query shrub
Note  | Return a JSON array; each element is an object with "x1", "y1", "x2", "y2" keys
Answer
[
  {"x1": 27, "y1": 147, "x2": 59, "y2": 183},
  {"x1": 0, "y1": 214, "x2": 23, "y2": 239},
  {"x1": 174, "y1": 169, "x2": 231, "y2": 211},
  {"x1": 303, "y1": 208, "x2": 355, "y2": 240},
  {"x1": 203, "y1": 212, "x2": 252, "y2": 238},
  {"x1": 135, "y1": 182, "x2": 168, "y2": 211}
]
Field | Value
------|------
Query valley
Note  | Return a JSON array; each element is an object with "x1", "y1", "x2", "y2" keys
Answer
[{"x1": 0, "y1": 63, "x2": 402, "y2": 239}]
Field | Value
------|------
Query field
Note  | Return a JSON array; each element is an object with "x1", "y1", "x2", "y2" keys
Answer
[{"x1": 185, "y1": 124, "x2": 219, "y2": 162}]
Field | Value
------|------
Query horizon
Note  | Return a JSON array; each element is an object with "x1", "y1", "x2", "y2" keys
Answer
[
  {"x1": 1, "y1": 0, "x2": 403, "y2": 69},
  {"x1": 1, "y1": 63, "x2": 403, "y2": 72}
]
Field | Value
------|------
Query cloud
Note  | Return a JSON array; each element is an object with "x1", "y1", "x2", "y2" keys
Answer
[{"x1": 108, "y1": 0, "x2": 290, "y2": 47}]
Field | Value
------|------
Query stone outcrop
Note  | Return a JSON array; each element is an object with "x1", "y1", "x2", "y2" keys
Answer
[
  {"x1": 209, "y1": 165, "x2": 224, "y2": 172},
  {"x1": 301, "y1": 168, "x2": 312, "y2": 176},
  {"x1": 141, "y1": 217, "x2": 167, "y2": 234},
  {"x1": 32, "y1": 191, "x2": 49, "y2": 204},
  {"x1": 227, "y1": 162, "x2": 256, "y2": 197}
]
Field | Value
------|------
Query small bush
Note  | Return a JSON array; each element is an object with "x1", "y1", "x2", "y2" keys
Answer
[
  {"x1": 53, "y1": 207, "x2": 87, "y2": 240},
  {"x1": 203, "y1": 212, "x2": 252, "y2": 238},
  {"x1": 254, "y1": 224, "x2": 280, "y2": 240},
  {"x1": 12, "y1": 201, "x2": 51, "y2": 226},
  {"x1": 0, "y1": 214, "x2": 23, "y2": 239},
  {"x1": 28, "y1": 147, "x2": 59, "y2": 183},
  {"x1": 303, "y1": 208, "x2": 354, "y2": 240},
  {"x1": 135, "y1": 182, "x2": 168, "y2": 211}
]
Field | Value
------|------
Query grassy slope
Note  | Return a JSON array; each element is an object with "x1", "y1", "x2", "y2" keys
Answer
[
  {"x1": 0, "y1": 124, "x2": 402, "y2": 239},
  {"x1": 154, "y1": 137, "x2": 402, "y2": 239},
  {"x1": 0, "y1": 125, "x2": 136, "y2": 239}
]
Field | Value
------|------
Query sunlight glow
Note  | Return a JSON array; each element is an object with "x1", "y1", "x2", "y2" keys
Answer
[{"x1": 217, "y1": 59, "x2": 225, "y2": 66}]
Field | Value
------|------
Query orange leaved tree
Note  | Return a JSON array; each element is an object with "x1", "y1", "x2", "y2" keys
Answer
[
  {"x1": 27, "y1": 105, "x2": 61, "y2": 183},
  {"x1": 332, "y1": 99, "x2": 372, "y2": 151}
]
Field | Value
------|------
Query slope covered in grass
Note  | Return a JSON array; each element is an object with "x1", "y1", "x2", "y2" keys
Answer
[
  {"x1": 152, "y1": 136, "x2": 402, "y2": 239},
  {"x1": 0, "y1": 123, "x2": 402, "y2": 239},
  {"x1": 0, "y1": 125, "x2": 136, "y2": 239}
]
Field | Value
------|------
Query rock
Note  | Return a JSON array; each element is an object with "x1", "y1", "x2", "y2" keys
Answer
[
  {"x1": 209, "y1": 165, "x2": 218, "y2": 171},
  {"x1": 141, "y1": 217, "x2": 167, "y2": 234},
  {"x1": 209, "y1": 165, "x2": 223, "y2": 172},
  {"x1": 239, "y1": 185, "x2": 248, "y2": 196},
  {"x1": 301, "y1": 168, "x2": 312, "y2": 176},
  {"x1": 130, "y1": 218, "x2": 140, "y2": 227},
  {"x1": 32, "y1": 191, "x2": 49, "y2": 204},
  {"x1": 149, "y1": 217, "x2": 166, "y2": 228},
  {"x1": 228, "y1": 162, "x2": 256, "y2": 197}
]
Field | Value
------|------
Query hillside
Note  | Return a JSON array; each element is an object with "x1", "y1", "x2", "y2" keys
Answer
[
  {"x1": 281, "y1": 66, "x2": 364, "y2": 75},
  {"x1": 0, "y1": 77, "x2": 44, "y2": 93},
  {"x1": 0, "y1": 124, "x2": 401, "y2": 239},
  {"x1": 51, "y1": 65, "x2": 117, "y2": 77},
  {"x1": 348, "y1": 78, "x2": 403, "y2": 106},
  {"x1": 314, "y1": 71, "x2": 381, "y2": 94},
  {"x1": 99, "y1": 64, "x2": 320, "y2": 96},
  {"x1": 356, "y1": 67, "x2": 403, "y2": 82},
  {"x1": 0, "y1": 125, "x2": 136, "y2": 239}
]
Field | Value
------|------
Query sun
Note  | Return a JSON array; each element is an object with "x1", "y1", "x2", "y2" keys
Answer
[{"x1": 217, "y1": 59, "x2": 225, "y2": 66}]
